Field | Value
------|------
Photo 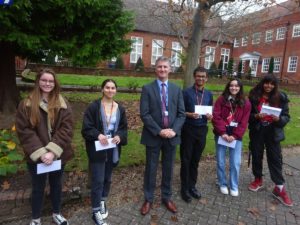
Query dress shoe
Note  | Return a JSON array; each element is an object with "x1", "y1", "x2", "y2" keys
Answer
[
  {"x1": 189, "y1": 188, "x2": 202, "y2": 199},
  {"x1": 140, "y1": 201, "x2": 151, "y2": 215},
  {"x1": 162, "y1": 200, "x2": 177, "y2": 213},
  {"x1": 181, "y1": 190, "x2": 192, "y2": 203}
]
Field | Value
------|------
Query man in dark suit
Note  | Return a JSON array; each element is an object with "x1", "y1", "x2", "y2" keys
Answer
[{"x1": 140, "y1": 56, "x2": 185, "y2": 215}]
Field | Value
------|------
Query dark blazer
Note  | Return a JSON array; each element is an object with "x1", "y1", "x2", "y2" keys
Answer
[
  {"x1": 140, "y1": 80, "x2": 185, "y2": 147},
  {"x1": 81, "y1": 99, "x2": 128, "y2": 163}
]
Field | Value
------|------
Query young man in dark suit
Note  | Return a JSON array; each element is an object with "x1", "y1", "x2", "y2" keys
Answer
[{"x1": 140, "y1": 56, "x2": 185, "y2": 215}]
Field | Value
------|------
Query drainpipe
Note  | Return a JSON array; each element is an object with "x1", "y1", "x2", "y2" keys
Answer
[{"x1": 280, "y1": 21, "x2": 290, "y2": 81}]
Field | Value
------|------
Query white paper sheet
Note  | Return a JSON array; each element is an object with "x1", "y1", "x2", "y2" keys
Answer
[
  {"x1": 95, "y1": 138, "x2": 116, "y2": 151},
  {"x1": 37, "y1": 160, "x2": 61, "y2": 174},
  {"x1": 194, "y1": 105, "x2": 213, "y2": 115},
  {"x1": 217, "y1": 136, "x2": 237, "y2": 148},
  {"x1": 260, "y1": 105, "x2": 282, "y2": 117}
]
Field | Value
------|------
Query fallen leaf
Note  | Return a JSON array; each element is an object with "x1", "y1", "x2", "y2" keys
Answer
[
  {"x1": 6, "y1": 141, "x2": 16, "y2": 150},
  {"x1": 238, "y1": 222, "x2": 246, "y2": 225},
  {"x1": 1, "y1": 181, "x2": 10, "y2": 190},
  {"x1": 151, "y1": 214, "x2": 158, "y2": 225},
  {"x1": 247, "y1": 207, "x2": 260, "y2": 218},
  {"x1": 200, "y1": 198, "x2": 207, "y2": 205},
  {"x1": 171, "y1": 215, "x2": 178, "y2": 222},
  {"x1": 285, "y1": 169, "x2": 293, "y2": 176},
  {"x1": 269, "y1": 204, "x2": 276, "y2": 211}
]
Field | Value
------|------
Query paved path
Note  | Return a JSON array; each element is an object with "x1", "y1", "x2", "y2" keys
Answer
[{"x1": 3, "y1": 151, "x2": 300, "y2": 225}]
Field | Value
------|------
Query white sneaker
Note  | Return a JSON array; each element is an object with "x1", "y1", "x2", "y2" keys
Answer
[
  {"x1": 29, "y1": 218, "x2": 41, "y2": 225},
  {"x1": 100, "y1": 200, "x2": 108, "y2": 219},
  {"x1": 220, "y1": 186, "x2": 229, "y2": 195},
  {"x1": 92, "y1": 211, "x2": 107, "y2": 225},
  {"x1": 230, "y1": 189, "x2": 239, "y2": 197},
  {"x1": 52, "y1": 214, "x2": 68, "y2": 225}
]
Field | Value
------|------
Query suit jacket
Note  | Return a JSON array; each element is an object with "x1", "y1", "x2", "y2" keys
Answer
[{"x1": 140, "y1": 80, "x2": 185, "y2": 147}]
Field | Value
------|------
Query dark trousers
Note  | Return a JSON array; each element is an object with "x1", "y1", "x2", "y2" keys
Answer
[
  {"x1": 27, "y1": 163, "x2": 64, "y2": 219},
  {"x1": 90, "y1": 149, "x2": 114, "y2": 211},
  {"x1": 143, "y1": 139, "x2": 176, "y2": 202},
  {"x1": 180, "y1": 124, "x2": 208, "y2": 192},
  {"x1": 249, "y1": 125, "x2": 285, "y2": 185}
]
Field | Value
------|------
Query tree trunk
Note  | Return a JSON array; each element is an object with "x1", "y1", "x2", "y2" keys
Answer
[
  {"x1": 0, "y1": 42, "x2": 20, "y2": 114},
  {"x1": 183, "y1": 4, "x2": 210, "y2": 88}
]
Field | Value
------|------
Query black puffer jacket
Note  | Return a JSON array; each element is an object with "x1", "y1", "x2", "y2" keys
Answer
[{"x1": 248, "y1": 92, "x2": 290, "y2": 142}]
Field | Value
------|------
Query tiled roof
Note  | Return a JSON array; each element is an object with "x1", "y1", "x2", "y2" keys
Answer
[{"x1": 123, "y1": 0, "x2": 230, "y2": 43}]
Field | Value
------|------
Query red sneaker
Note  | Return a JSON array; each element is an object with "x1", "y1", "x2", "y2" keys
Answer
[
  {"x1": 248, "y1": 178, "x2": 263, "y2": 192},
  {"x1": 272, "y1": 186, "x2": 293, "y2": 207}
]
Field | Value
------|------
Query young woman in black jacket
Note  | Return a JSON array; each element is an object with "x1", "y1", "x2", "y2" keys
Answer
[
  {"x1": 82, "y1": 79, "x2": 128, "y2": 225},
  {"x1": 248, "y1": 74, "x2": 292, "y2": 207}
]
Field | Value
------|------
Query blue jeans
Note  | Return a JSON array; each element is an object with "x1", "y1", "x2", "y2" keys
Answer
[
  {"x1": 27, "y1": 163, "x2": 64, "y2": 219},
  {"x1": 215, "y1": 137, "x2": 242, "y2": 192}
]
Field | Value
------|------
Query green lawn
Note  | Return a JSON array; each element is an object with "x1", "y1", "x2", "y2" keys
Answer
[{"x1": 64, "y1": 93, "x2": 300, "y2": 171}]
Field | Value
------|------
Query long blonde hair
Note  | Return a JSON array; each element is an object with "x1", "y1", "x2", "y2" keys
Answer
[{"x1": 26, "y1": 68, "x2": 61, "y2": 127}]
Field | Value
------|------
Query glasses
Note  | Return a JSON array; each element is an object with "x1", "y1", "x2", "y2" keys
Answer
[{"x1": 40, "y1": 79, "x2": 55, "y2": 85}]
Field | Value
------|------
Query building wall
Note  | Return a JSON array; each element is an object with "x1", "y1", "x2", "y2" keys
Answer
[
  {"x1": 118, "y1": 31, "x2": 233, "y2": 72},
  {"x1": 232, "y1": 11, "x2": 300, "y2": 81}
]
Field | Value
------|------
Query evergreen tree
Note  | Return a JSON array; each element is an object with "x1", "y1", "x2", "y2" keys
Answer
[
  {"x1": 268, "y1": 57, "x2": 274, "y2": 74},
  {"x1": 115, "y1": 57, "x2": 125, "y2": 69},
  {"x1": 209, "y1": 62, "x2": 218, "y2": 77},
  {"x1": 218, "y1": 59, "x2": 224, "y2": 72},
  {"x1": 135, "y1": 57, "x2": 144, "y2": 71},
  {"x1": 0, "y1": 0, "x2": 134, "y2": 113},
  {"x1": 227, "y1": 58, "x2": 234, "y2": 75},
  {"x1": 238, "y1": 61, "x2": 243, "y2": 78}
]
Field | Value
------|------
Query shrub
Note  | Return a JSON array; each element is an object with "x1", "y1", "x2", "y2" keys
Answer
[
  {"x1": 115, "y1": 57, "x2": 124, "y2": 69},
  {"x1": 268, "y1": 57, "x2": 274, "y2": 74},
  {"x1": 127, "y1": 80, "x2": 139, "y2": 92},
  {"x1": 0, "y1": 126, "x2": 23, "y2": 176},
  {"x1": 135, "y1": 57, "x2": 144, "y2": 71},
  {"x1": 227, "y1": 58, "x2": 234, "y2": 75}
]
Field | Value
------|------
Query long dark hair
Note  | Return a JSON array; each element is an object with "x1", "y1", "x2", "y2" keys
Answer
[
  {"x1": 222, "y1": 78, "x2": 245, "y2": 107},
  {"x1": 249, "y1": 74, "x2": 280, "y2": 106}
]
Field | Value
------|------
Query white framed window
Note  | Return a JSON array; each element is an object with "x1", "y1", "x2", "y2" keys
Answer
[
  {"x1": 130, "y1": 37, "x2": 143, "y2": 63},
  {"x1": 171, "y1": 42, "x2": 182, "y2": 67},
  {"x1": 204, "y1": 46, "x2": 215, "y2": 69},
  {"x1": 221, "y1": 48, "x2": 230, "y2": 70},
  {"x1": 265, "y1": 30, "x2": 273, "y2": 42},
  {"x1": 234, "y1": 38, "x2": 240, "y2": 48},
  {"x1": 241, "y1": 61, "x2": 245, "y2": 73},
  {"x1": 261, "y1": 58, "x2": 270, "y2": 73},
  {"x1": 276, "y1": 27, "x2": 286, "y2": 40},
  {"x1": 251, "y1": 60, "x2": 258, "y2": 75},
  {"x1": 151, "y1": 39, "x2": 164, "y2": 65},
  {"x1": 252, "y1": 32, "x2": 261, "y2": 45},
  {"x1": 292, "y1": 24, "x2": 300, "y2": 37},
  {"x1": 288, "y1": 56, "x2": 298, "y2": 72},
  {"x1": 242, "y1": 36, "x2": 248, "y2": 46},
  {"x1": 273, "y1": 57, "x2": 281, "y2": 73}
]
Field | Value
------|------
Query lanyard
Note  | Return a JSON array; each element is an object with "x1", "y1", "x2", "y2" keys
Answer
[
  {"x1": 102, "y1": 101, "x2": 114, "y2": 129},
  {"x1": 195, "y1": 85, "x2": 204, "y2": 105}
]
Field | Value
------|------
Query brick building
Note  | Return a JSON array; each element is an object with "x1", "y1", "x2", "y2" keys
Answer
[
  {"x1": 112, "y1": 0, "x2": 232, "y2": 72},
  {"x1": 231, "y1": 0, "x2": 300, "y2": 82}
]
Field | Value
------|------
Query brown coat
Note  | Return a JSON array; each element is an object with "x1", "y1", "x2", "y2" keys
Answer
[{"x1": 16, "y1": 95, "x2": 74, "y2": 164}]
